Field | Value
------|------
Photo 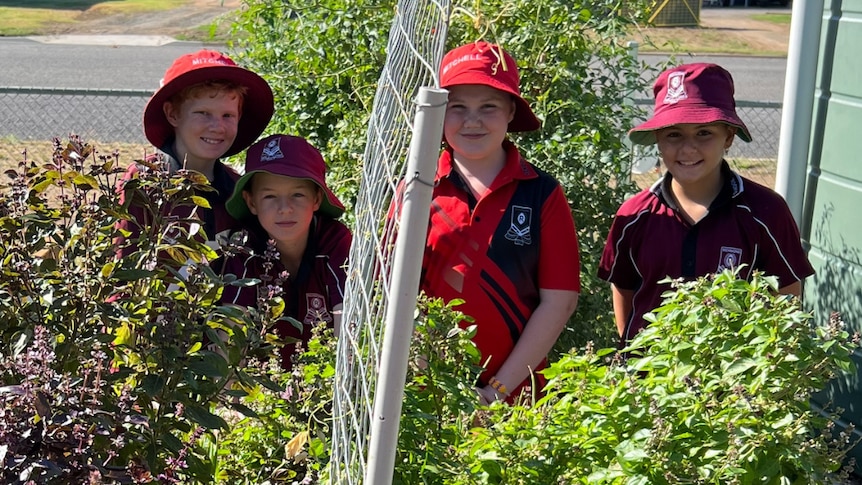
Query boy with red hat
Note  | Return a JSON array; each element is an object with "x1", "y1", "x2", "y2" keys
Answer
[
  {"x1": 598, "y1": 63, "x2": 814, "y2": 346},
  {"x1": 118, "y1": 49, "x2": 274, "y2": 258},
  {"x1": 217, "y1": 134, "x2": 351, "y2": 369},
  {"x1": 420, "y1": 42, "x2": 581, "y2": 404}
]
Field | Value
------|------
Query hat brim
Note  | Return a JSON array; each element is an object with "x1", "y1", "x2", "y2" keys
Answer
[
  {"x1": 628, "y1": 106, "x2": 752, "y2": 146},
  {"x1": 143, "y1": 65, "x2": 274, "y2": 157},
  {"x1": 226, "y1": 170, "x2": 346, "y2": 221},
  {"x1": 442, "y1": 73, "x2": 541, "y2": 132}
]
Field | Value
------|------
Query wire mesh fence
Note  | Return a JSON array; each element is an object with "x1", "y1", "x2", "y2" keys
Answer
[
  {"x1": 0, "y1": 87, "x2": 151, "y2": 167},
  {"x1": 329, "y1": 1, "x2": 451, "y2": 483},
  {"x1": 648, "y1": 0, "x2": 701, "y2": 26},
  {"x1": 0, "y1": 89, "x2": 783, "y2": 191}
]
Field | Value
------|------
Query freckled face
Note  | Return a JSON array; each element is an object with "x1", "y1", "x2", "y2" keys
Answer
[
  {"x1": 443, "y1": 84, "x2": 515, "y2": 166},
  {"x1": 655, "y1": 122, "x2": 736, "y2": 187},
  {"x1": 242, "y1": 173, "x2": 322, "y2": 247},
  {"x1": 164, "y1": 89, "x2": 241, "y2": 167}
]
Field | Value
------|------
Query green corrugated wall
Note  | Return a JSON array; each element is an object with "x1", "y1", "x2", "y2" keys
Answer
[{"x1": 803, "y1": 0, "x2": 862, "y2": 474}]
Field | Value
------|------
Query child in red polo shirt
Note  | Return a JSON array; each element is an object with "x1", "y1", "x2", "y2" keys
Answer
[
  {"x1": 218, "y1": 134, "x2": 352, "y2": 369},
  {"x1": 421, "y1": 42, "x2": 581, "y2": 404},
  {"x1": 117, "y1": 49, "x2": 274, "y2": 259},
  {"x1": 598, "y1": 63, "x2": 814, "y2": 346}
]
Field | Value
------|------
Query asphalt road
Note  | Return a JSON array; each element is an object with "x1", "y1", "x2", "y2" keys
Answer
[{"x1": 0, "y1": 36, "x2": 787, "y2": 147}]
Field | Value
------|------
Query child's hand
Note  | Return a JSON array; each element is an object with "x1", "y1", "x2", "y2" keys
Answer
[{"x1": 475, "y1": 385, "x2": 505, "y2": 405}]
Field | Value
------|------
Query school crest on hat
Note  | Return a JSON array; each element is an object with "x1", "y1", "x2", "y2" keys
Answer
[
  {"x1": 663, "y1": 71, "x2": 688, "y2": 105},
  {"x1": 260, "y1": 138, "x2": 284, "y2": 162}
]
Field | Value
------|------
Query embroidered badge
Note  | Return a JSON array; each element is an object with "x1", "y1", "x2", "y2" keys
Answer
[
  {"x1": 663, "y1": 71, "x2": 688, "y2": 105},
  {"x1": 304, "y1": 293, "x2": 332, "y2": 324},
  {"x1": 717, "y1": 246, "x2": 743, "y2": 272},
  {"x1": 505, "y1": 205, "x2": 533, "y2": 246},
  {"x1": 260, "y1": 138, "x2": 284, "y2": 162}
]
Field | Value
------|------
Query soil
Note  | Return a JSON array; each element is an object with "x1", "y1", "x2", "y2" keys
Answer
[{"x1": 698, "y1": 8, "x2": 790, "y2": 53}]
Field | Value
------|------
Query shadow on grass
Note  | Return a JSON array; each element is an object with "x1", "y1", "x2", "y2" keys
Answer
[{"x1": 0, "y1": 1, "x2": 102, "y2": 9}]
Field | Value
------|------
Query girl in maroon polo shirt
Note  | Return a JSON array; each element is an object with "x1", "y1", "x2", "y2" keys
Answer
[
  {"x1": 421, "y1": 42, "x2": 581, "y2": 404},
  {"x1": 218, "y1": 134, "x2": 351, "y2": 369},
  {"x1": 598, "y1": 63, "x2": 814, "y2": 346}
]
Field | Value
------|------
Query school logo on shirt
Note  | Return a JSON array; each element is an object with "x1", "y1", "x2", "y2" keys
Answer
[
  {"x1": 663, "y1": 71, "x2": 688, "y2": 105},
  {"x1": 304, "y1": 293, "x2": 332, "y2": 324},
  {"x1": 260, "y1": 138, "x2": 285, "y2": 162},
  {"x1": 505, "y1": 205, "x2": 533, "y2": 246},
  {"x1": 717, "y1": 246, "x2": 743, "y2": 272}
]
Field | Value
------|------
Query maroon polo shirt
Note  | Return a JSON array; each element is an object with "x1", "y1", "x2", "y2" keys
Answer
[
  {"x1": 420, "y1": 141, "x2": 581, "y2": 398},
  {"x1": 218, "y1": 215, "x2": 351, "y2": 369},
  {"x1": 598, "y1": 162, "x2": 814, "y2": 344}
]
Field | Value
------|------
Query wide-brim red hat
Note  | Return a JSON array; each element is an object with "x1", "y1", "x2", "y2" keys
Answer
[
  {"x1": 440, "y1": 41, "x2": 540, "y2": 132},
  {"x1": 226, "y1": 134, "x2": 345, "y2": 220},
  {"x1": 629, "y1": 62, "x2": 752, "y2": 146},
  {"x1": 143, "y1": 49, "x2": 274, "y2": 157}
]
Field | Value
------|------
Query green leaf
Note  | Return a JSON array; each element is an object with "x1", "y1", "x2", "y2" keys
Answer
[
  {"x1": 141, "y1": 374, "x2": 165, "y2": 397},
  {"x1": 184, "y1": 403, "x2": 228, "y2": 430},
  {"x1": 725, "y1": 358, "x2": 757, "y2": 376}
]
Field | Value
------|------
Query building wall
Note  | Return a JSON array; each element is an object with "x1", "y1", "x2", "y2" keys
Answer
[{"x1": 803, "y1": 0, "x2": 862, "y2": 473}]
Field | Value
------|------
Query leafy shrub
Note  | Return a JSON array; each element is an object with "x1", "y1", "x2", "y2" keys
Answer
[
  {"x1": 451, "y1": 270, "x2": 860, "y2": 484},
  {"x1": 212, "y1": 324, "x2": 336, "y2": 484},
  {"x1": 0, "y1": 137, "x2": 282, "y2": 483},
  {"x1": 230, "y1": 0, "x2": 656, "y2": 351}
]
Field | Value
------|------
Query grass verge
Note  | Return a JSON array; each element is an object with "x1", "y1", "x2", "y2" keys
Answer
[
  {"x1": 0, "y1": 0, "x2": 189, "y2": 36},
  {"x1": 750, "y1": 13, "x2": 792, "y2": 24}
]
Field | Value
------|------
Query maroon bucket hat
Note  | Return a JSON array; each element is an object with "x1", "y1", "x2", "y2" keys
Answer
[
  {"x1": 440, "y1": 41, "x2": 541, "y2": 132},
  {"x1": 629, "y1": 63, "x2": 752, "y2": 146},
  {"x1": 226, "y1": 134, "x2": 345, "y2": 220},
  {"x1": 143, "y1": 49, "x2": 274, "y2": 157}
]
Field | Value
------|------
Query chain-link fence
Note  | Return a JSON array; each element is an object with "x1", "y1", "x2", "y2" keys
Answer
[
  {"x1": 0, "y1": 87, "x2": 781, "y2": 189},
  {"x1": 629, "y1": 98, "x2": 782, "y2": 189},
  {"x1": 0, "y1": 87, "x2": 152, "y2": 167}
]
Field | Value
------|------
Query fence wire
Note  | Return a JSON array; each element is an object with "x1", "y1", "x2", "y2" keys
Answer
[
  {"x1": 328, "y1": 1, "x2": 451, "y2": 483},
  {"x1": 0, "y1": 89, "x2": 783, "y2": 192},
  {"x1": 0, "y1": 87, "x2": 151, "y2": 166}
]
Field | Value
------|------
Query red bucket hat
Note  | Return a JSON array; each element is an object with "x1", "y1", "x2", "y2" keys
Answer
[
  {"x1": 143, "y1": 49, "x2": 274, "y2": 157},
  {"x1": 440, "y1": 41, "x2": 540, "y2": 132},
  {"x1": 629, "y1": 63, "x2": 752, "y2": 146},
  {"x1": 226, "y1": 134, "x2": 345, "y2": 220}
]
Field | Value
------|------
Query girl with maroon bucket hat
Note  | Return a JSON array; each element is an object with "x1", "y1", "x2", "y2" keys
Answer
[
  {"x1": 217, "y1": 134, "x2": 351, "y2": 369},
  {"x1": 420, "y1": 42, "x2": 581, "y2": 404},
  {"x1": 117, "y1": 49, "x2": 274, "y2": 259},
  {"x1": 598, "y1": 63, "x2": 814, "y2": 347}
]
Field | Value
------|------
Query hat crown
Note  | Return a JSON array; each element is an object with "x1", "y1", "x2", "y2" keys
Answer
[
  {"x1": 627, "y1": 62, "x2": 752, "y2": 145},
  {"x1": 246, "y1": 134, "x2": 326, "y2": 177},
  {"x1": 439, "y1": 41, "x2": 541, "y2": 132},
  {"x1": 161, "y1": 50, "x2": 238, "y2": 88},
  {"x1": 653, "y1": 63, "x2": 737, "y2": 115},
  {"x1": 440, "y1": 41, "x2": 521, "y2": 95}
]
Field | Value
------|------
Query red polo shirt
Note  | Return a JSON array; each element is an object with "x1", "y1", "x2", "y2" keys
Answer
[
  {"x1": 420, "y1": 141, "x2": 581, "y2": 396},
  {"x1": 598, "y1": 162, "x2": 814, "y2": 345},
  {"x1": 218, "y1": 215, "x2": 351, "y2": 369}
]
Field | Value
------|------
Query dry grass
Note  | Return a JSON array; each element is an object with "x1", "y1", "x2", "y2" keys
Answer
[
  {"x1": 0, "y1": 138, "x2": 149, "y2": 174},
  {"x1": 0, "y1": 1, "x2": 190, "y2": 36}
]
